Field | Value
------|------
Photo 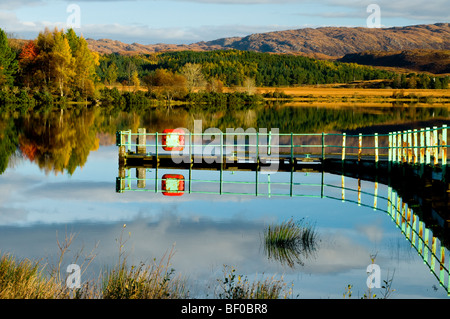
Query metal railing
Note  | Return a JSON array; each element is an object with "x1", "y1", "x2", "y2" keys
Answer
[{"x1": 117, "y1": 125, "x2": 448, "y2": 169}]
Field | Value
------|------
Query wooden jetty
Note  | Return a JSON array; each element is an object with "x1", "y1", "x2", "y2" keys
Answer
[
  {"x1": 117, "y1": 125, "x2": 448, "y2": 181},
  {"x1": 115, "y1": 125, "x2": 450, "y2": 296}
]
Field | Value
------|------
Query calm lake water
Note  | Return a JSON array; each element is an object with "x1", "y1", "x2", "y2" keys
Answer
[{"x1": 1, "y1": 102, "x2": 449, "y2": 299}]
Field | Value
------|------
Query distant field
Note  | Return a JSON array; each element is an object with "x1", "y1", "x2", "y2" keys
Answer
[
  {"x1": 256, "y1": 86, "x2": 450, "y2": 98},
  {"x1": 110, "y1": 84, "x2": 450, "y2": 101}
]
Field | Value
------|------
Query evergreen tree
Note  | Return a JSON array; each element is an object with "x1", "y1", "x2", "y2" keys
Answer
[{"x1": 0, "y1": 28, "x2": 18, "y2": 86}]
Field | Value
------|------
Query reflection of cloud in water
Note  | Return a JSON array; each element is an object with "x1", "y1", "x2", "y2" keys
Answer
[
  {"x1": 0, "y1": 206, "x2": 447, "y2": 298},
  {"x1": 356, "y1": 219, "x2": 384, "y2": 244},
  {"x1": 0, "y1": 210, "x2": 372, "y2": 277}
]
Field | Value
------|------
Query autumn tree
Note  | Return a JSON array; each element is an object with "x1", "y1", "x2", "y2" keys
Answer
[
  {"x1": 243, "y1": 77, "x2": 256, "y2": 95},
  {"x1": 206, "y1": 77, "x2": 224, "y2": 93},
  {"x1": 0, "y1": 28, "x2": 18, "y2": 87},
  {"x1": 69, "y1": 30, "x2": 99, "y2": 99},
  {"x1": 152, "y1": 69, "x2": 187, "y2": 102},
  {"x1": 131, "y1": 69, "x2": 140, "y2": 91},
  {"x1": 181, "y1": 63, "x2": 206, "y2": 92},
  {"x1": 51, "y1": 29, "x2": 75, "y2": 97},
  {"x1": 18, "y1": 40, "x2": 39, "y2": 88},
  {"x1": 34, "y1": 28, "x2": 55, "y2": 88}
]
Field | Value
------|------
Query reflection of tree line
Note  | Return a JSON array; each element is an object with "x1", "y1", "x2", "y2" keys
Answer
[
  {"x1": 1, "y1": 108, "x2": 101, "y2": 175},
  {"x1": 0, "y1": 103, "x2": 448, "y2": 174}
]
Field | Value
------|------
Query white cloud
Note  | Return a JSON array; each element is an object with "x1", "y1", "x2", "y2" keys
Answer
[{"x1": 0, "y1": 0, "x2": 43, "y2": 10}]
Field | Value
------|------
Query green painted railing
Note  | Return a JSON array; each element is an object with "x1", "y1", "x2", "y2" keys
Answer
[{"x1": 117, "y1": 125, "x2": 448, "y2": 169}]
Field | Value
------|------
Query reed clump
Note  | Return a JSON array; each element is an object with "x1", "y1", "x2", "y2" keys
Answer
[{"x1": 263, "y1": 218, "x2": 318, "y2": 268}]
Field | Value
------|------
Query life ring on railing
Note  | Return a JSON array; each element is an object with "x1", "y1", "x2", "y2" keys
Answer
[
  {"x1": 161, "y1": 174, "x2": 185, "y2": 196},
  {"x1": 162, "y1": 129, "x2": 185, "y2": 151}
]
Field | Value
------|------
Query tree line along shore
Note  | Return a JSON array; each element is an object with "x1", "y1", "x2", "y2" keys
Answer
[{"x1": 1, "y1": 27, "x2": 449, "y2": 111}]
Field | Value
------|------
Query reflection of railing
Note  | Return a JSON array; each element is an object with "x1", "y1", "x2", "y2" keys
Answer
[{"x1": 387, "y1": 186, "x2": 449, "y2": 294}]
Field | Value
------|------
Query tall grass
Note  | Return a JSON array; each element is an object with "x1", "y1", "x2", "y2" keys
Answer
[
  {"x1": 215, "y1": 265, "x2": 292, "y2": 299},
  {"x1": 263, "y1": 218, "x2": 318, "y2": 268},
  {"x1": 0, "y1": 224, "x2": 304, "y2": 299},
  {"x1": 0, "y1": 253, "x2": 64, "y2": 299},
  {"x1": 102, "y1": 247, "x2": 189, "y2": 299}
]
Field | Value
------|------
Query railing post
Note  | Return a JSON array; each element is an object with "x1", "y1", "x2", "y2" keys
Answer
[
  {"x1": 290, "y1": 132, "x2": 294, "y2": 165},
  {"x1": 268, "y1": 130, "x2": 272, "y2": 156},
  {"x1": 402, "y1": 130, "x2": 407, "y2": 163},
  {"x1": 388, "y1": 132, "x2": 392, "y2": 164},
  {"x1": 220, "y1": 131, "x2": 224, "y2": 165},
  {"x1": 397, "y1": 131, "x2": 402, "y2": 164},
  {"x1": 373, "y1": 179, "x2": 378, "y2": 210},
  {"x1": 431, "y1": 236, "x2": 437, "y2": 271},
  {"x1": 358, "y1": 133, "x2": 362, "y2": 162},
  {"x1": 418, "y1": 221, "x2": 424, "y2": 255},
  {"x1": 256, "y1": 131, "x2": 259, "y2": 167},
  {"x1": 342, "y1": 133, "x2": 346, "y2": 162},
  {"x1": 442, "y1": 125, "x2": 447, "y2": 181},
  {"x1": 322, "y1": 132, "x2": 325, "y2": 161},
  {"x1": 426, "y1": 127, "x2": 431, "y2": 165},
  {"x1": 374, "y1": 133, "x2": 379, "y2": 168},
  {"x1": 424, "y1": 228, "x2": 430, "y2": 262},
  {"x1": 390, "y1": 190, "x2": 396, "y2": 221},
  {"x1": 118, "y1": 131, "x2": 126, "y2": 158},
  {"x1": 128, "y1": 130, "x2": 132, "y2": 153},
  {"x1": 420, "y1": 128, "x2": 425, "y2": 177},
  {"x1": 413, "y1": 129, "x2": 418, "y2": 165},
  {"x1": 433, "y1": 126, "x2": 439, "y2": 166},
  {"x1": 155, "y1": 132, "x2": 159, "y2": 165},
  {"x1": 392, "y1": 131, "x2": 397, "y2": 165},
  {"x1": 439, "y1": 246, "x2": 445, "y2": 286},
  {"x1": 407, "y1": 130, "x2": 412, "y2": 164},
  {"x1": 357, "y1": 178, "x2": 361, "y2": 206}
]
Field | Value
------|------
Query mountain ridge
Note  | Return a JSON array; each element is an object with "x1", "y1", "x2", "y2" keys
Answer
[{"x1": 86, "y1": 23, "x2": 450, "y2": 58}]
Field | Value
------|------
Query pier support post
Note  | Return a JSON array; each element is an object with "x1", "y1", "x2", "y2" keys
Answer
[
  {"x1": 136, "y1": 168, "x2": 146, "y2": 188},
  {"x1": 137, "y1": 128, "x2": 146, "y2": 154}
]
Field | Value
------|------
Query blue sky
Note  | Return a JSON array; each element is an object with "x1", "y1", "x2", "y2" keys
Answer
[{"x1": 0, "y1": 0, "x2": 449, "y2": 44}]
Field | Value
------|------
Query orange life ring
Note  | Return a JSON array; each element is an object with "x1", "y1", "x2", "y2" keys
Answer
[
  {"x1": 161, "y1": 174, "x2": 185, "y2": 196},
  {"x1": 162, "y1": 129, "x2": 185, "y2": 151}
]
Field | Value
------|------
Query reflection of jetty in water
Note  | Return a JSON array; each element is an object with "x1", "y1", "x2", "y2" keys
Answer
[{"x1": 116, "y1": 125, "x2": 449, "y2": 295}]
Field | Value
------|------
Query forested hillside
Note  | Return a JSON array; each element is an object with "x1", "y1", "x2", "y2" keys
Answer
[
  {"x1": 97, "y1": 50, "x2": 449, "y2": 89},
  {"x1": 97, "y1": 50, "x2": 395, "y2": 87},
  {"x1": 1, "y1": 27, "x2": 449, "y2": 110},
  {"x1": 340, "y1": 50, "x2": 450, "y2": 75}
]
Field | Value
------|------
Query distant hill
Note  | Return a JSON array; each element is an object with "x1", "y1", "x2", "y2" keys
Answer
[
  {"x1": 87, "y1": 23, "x2": 450, "y2": 58},
  {"x1": 339, "y1": 49, "x2": 450, "y2": 74}
]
